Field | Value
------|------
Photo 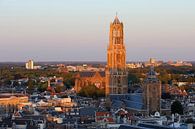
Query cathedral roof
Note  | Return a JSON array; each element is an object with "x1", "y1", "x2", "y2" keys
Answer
[
  {"x1": 113, "y1": 15, "x2": 120, "y2": 24},
  {"x1": 79, "y1": 71, "x2": 105, "y2": 78}
]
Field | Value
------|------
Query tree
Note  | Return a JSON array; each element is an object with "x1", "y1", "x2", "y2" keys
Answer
[
  {"x1": 37, "y1": 82, "x2": 48, "y2": 92},
  {"x1": 78, "y1": 85, "x2": 105, "y2": 99},
  {"x1": 55, "y1": 85, "x2": 65, "y2": 93},
  {"x1": 14, "y1": 73, "x2": 22, "y2": 80},
  {"x1": 171, "y1": 100, "x2": 183, "y2": 115},
  {"x1": 27, "y1": 79, "x2": 35, "y2": 93},
  {"x1": 128, "y1": 73, "x2": 140, "y2": 84},
  {"x1": 63, "y1": 73, "x2": 75, "y2": 89}
]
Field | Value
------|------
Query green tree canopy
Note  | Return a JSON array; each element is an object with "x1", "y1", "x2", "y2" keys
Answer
[
  {"x1": 171, "y1": 100, "x2": 183, "y2": 115},
  {"x1": 78, "y1": 85, "x2": 105, "y2": 99},
  {"x1": 55, "y1": 85, "x2": 65, "y2": 93},
  {"x1": 37, "y1": 82, "x2": 48, "y2": 92},
  {"x1": 128, "y1": 73, "x2": 140, "y2": 84}
]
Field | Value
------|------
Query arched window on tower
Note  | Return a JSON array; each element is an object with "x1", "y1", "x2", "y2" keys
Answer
[
  {"x1": 113, "y1": 29, "x2": 117, "y2": 37},
  {"x1": 117, "y1": 30, "x2": 120, "y2": 37},
  {"x1": 117, "y1": 76, "x2": 120, "y2": 84},
  {"x1": 117, "y1": 54, "x2": 120, "y2": 63}
]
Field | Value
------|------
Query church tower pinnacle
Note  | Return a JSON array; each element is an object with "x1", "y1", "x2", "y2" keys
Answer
[{"x1": 105, "y1": 15, "x2": 128, "y2": 95}]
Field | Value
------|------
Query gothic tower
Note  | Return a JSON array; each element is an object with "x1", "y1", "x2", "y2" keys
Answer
[
  {"x1": 143, "y1": 66, "x2": 161, "y2": 115},
  {"x1": 105, "y1": 15, "x2": 128, "y2": 95}
]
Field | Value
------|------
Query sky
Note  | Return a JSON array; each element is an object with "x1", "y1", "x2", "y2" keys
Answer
[{"x1": 0, "y1": 0, "x2": 195, "y2": 62}]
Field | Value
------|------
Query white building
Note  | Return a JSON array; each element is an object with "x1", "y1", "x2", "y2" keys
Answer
[{"x1": 25, "y1": 60, "x2": 34, "y2": 69}]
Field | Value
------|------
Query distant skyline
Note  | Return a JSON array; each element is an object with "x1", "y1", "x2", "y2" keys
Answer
[{"x1": 0, "y1": 0, "x2": 195, "y2": 62}]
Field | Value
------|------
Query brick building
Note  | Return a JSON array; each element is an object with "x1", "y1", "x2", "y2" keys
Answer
[{"x1": 74, "y1": 71, "x2": 105, "y2": 93}]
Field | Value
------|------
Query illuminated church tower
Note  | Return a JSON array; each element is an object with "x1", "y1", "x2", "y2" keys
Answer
[{"x1": 105, "y1": 15, "x2": 128, "y2": 95}]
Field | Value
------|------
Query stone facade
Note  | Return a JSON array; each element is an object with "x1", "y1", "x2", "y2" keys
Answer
[
  {"x1": 142, "y1": 67, "x2": 161, "y2": 115},
  {"x1": 74, "y1": 71, "x2": 105, "y2": 93},
  {"x1": 0, "y1": 93, "x2": 28, "y2": 106},
  {"x1": 105, "y1": 16, "x2": 128, "y2": 95}
]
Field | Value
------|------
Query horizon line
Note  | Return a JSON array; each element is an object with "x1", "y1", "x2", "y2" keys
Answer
[{"x1": 0, "y1": 60, "x2": 195, "y2": 63}]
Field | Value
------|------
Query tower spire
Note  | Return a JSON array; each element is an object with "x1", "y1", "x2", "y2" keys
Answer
[{"x1": 113, "y1": 12, "x2": 120, "y2": 24}]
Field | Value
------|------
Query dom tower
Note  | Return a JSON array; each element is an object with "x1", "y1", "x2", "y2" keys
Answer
[{"x1": 105, "y1": 15, "x2": 128, "y2": 96}]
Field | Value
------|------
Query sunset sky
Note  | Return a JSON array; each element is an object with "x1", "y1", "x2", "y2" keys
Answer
[{"x1": 0, "y1": 0, "x2": 195, "y2": 62}]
